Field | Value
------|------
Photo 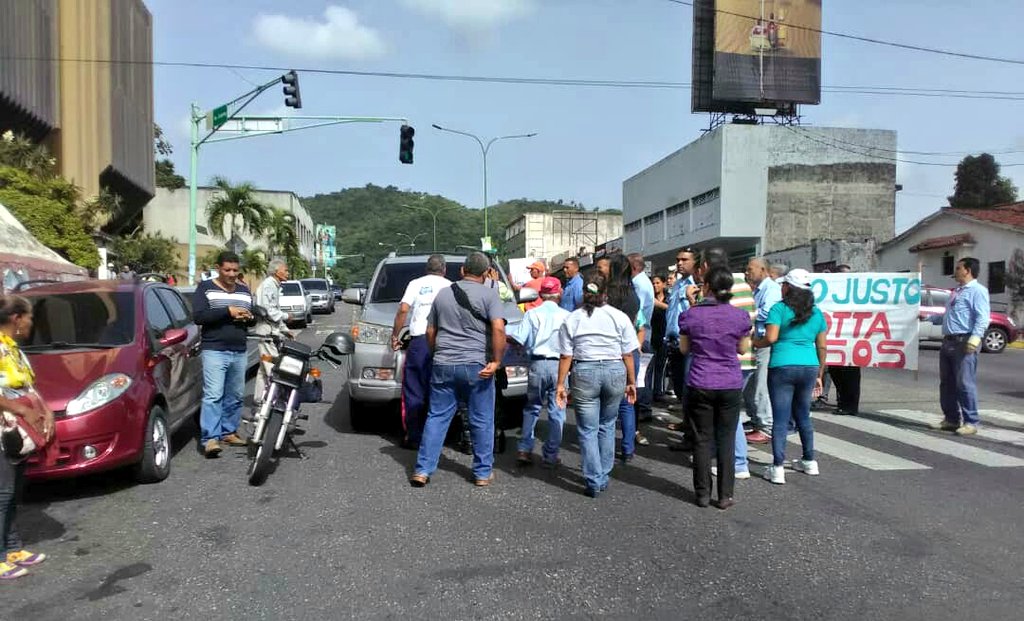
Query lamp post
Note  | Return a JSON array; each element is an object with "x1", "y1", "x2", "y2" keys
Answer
[
  {"x1": 395, "y1": 232, "x2": 425, "y2": 252},
  {"x1": 431, "y1": 124, "x2": 537, "y2": 240},
  {"x1": 403, "y1": 203, "x2": 457, "y2": 251}
]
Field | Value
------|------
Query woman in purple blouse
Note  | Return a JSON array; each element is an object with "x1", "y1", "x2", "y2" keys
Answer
[{"x1": 678, "y1": 267, "x2": 753, "y2": 510}]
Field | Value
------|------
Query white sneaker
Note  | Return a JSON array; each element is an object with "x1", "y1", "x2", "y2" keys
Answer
[
  {"x1": 793, "y1": 459, "x2": 820, "y2": 476},
  {"x1": 764, "y1": 465, "x2": 785, "y2": 485},
  {"x1": 735, "y1": 469, "x2": 751, "y2": 480},
  {"x1": 710, "y1": 465, "x2": 718, "y2": 476}
]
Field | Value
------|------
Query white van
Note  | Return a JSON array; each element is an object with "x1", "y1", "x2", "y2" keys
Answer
[{"x1": 279, "y1": 280, "x2": 313, "y2": 328}]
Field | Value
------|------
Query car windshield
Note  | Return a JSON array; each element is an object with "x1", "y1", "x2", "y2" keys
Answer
[
  {"x1": 281, "y1": 282, "x2": 301, "y2": 296},
  {"x1": 301, "y1": 279, "x2": 328, "y2": 291},
  {"x1": 369, "y1": 260, "x2": 515, "y2": 305},
  {"x1": 24, "y1": 291, "x2": 135, "y2": 349}
]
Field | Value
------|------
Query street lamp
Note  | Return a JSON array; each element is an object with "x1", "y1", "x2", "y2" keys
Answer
[
  {"x1": 395, "y1": 232, "x2": 425, "y2": 251},
  {"x1": 431, "y1": 124, "x2": 538, "y2": 241},
  {"x1": 377, "y1": 242, "x2": 399, "y2": 254},
  {"x1": 403, "y1": 202, "x2": 458, "y2": 251}
]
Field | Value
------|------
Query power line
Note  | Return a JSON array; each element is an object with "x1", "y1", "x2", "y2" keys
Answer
[
  {"x1": 788, "y1": 127, "x2": 1024, "y2": 157},
  {"x1": 3, "y1": 54, "x2": 1024, "y2": 102},
  {"x1": 660, "y1": 0, "x2": 1024, "y2": 66},
  {"x1": 781, "y1": 125, "x2": 1024, "y2": 167}
]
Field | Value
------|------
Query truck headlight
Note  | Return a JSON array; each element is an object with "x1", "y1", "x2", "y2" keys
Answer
[{"x1": 355, "y1": 322, "x2": 390, "y2": 345}]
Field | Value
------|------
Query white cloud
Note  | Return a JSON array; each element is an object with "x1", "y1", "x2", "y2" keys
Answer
[
  {"x1": 252, "y1": 6, "x2": 385, "y2": 60},
  {"x1": 401, "y1": 0, "x2": 534, "y2": 36}
]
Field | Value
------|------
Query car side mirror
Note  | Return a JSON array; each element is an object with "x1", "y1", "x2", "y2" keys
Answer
[
  {"x1": 159, "y1": 327, "x2": 188, "y2": 347},
  {"x1": 518, "y1": 287, "x2": 539, "y2": 304},
  {"x1": 342, "y1": 288, "x2": 366, "y2": 305}
]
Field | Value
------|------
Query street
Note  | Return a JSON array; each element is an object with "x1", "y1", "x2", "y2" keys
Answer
[{"x1": 6, "y1": 304, "x2": 1024, "y2": 620}]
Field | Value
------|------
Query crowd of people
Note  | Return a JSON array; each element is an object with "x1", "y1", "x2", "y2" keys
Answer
[{"x1": 0, "y1": 246, "x2": 993, "y2": 579}]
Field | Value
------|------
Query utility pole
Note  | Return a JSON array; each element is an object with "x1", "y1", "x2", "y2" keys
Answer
[{"x1": 431, "y1": 124, "x2": 537, "y2": 245}]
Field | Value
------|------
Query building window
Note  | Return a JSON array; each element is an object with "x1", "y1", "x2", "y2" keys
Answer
[
  {"x1": 691, "y1": 187, "x2": 720, "y2": 206},
  {"x1": 624, "y1": 220, "x2": 642, "y2": 233},
  {"x1": 942, "y1": 255, "x2": 954, "y2": 276},
  {"x1": 989, "y1": 260, "x2": 1006, "y2": 295}
]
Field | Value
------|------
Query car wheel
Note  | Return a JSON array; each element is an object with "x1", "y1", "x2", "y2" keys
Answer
[
  {"x1": 349, "y1": 394, "x2": 372, "y2": 432},
  {"x1": 134, "y1": 405, "x2": 172, "y2": 483},
  {"x1": 983, "y1": 327, "x2": 1008, "y2": 353}
]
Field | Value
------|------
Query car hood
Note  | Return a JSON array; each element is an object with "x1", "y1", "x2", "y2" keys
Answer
[{"x1": 26, "y1": 348, "x2": 134, "y2": 412}]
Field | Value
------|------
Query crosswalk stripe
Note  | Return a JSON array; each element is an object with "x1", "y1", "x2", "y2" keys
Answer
[
  {"x1": 878, "y1": 409, "x2": 1024, "y2": 449},
  {"x1": 816, "y1": 412, "x2": 1024, "y2": 468},
  {"x1": 744, "y1": 434, "x2": 931, "y2": 471},
  {"x1": 978, "y1": 410, "x2": 1024, "y2": 427}
]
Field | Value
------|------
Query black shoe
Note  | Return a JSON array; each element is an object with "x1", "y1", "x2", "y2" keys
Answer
[
  {"x1": 400, "y1": 437, "x2": 420, "y2": 451},
  {"x1": 695, "y1": 496, "x2": 711, "y2": 508},
  {"x1": 834, "y1": 408, "x2": 859, "y2": 416},
  {"x1": 715, "y1": 498, "x2": 735, "y2": 510},
  {"x1": 583, "y1": 487, "x2": 601, "y2": 499}
]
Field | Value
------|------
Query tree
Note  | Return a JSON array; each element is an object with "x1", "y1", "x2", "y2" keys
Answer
[
  {"x1": 155, "y1": 159, "x2": 186, "y2": 190},
  {"x1": 240, "y1": 248, "x2": 268, "y2": 280},
  {"x1": 205, "y1": 177, "x2": 269, "y2": 241},
  {"x1": 1007, "y1": 247, "x2": 1024, "y2": 327},
  {"x1": 112, "y1": 233, "x2": 179, "y2": 275},
  {"x1": 0, "y1": 129, "x2": 58, "y2": 178},
  {"x1": 0, "y1": 166, "x2": 99, "y2": 268},
  {"x1": 264, "y1": 208, "x2": 299, "y2": 258},
  {"x1": 948, "y1": 153, "x2": 1019, "y2": 209},
  {"x1": 154, "y1": 123, "x2": 174, "y2": 157}
]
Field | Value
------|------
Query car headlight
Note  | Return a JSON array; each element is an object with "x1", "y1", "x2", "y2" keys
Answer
[
  {"x1": 505, "y1": 366, "x2": 529, "y2": 378},
  {"x1": 277, "y1": 355, "x2": 305, "y2": 378},
  {"x1": 354, "y1": 322, "x2": 390, "y2": 345},
  {"x1": 66, "y1": 374, "x2": 132, "y2": 417}
]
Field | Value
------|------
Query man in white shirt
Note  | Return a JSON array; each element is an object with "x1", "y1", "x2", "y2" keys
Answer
[
  {"x1": 391, "y1": 255, "x2": 452, "y2": 449},
  {"x1": 252, "y1": 259, "x2": 293, "y2": 407}
]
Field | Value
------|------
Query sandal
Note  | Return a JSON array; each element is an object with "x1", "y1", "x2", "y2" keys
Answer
[
  {"x1": 635, "y1": 431, "x2": 650, "y2": 446},
  {"x1": 409, "y1": 473, "x2": 430, "y2": 487}
]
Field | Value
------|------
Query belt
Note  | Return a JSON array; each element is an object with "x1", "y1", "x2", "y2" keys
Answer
[
  {"x1": 530, "y1": 355, "x2": 560, "y2": 361},
  {"x1": 943, "y1": 334, "x2": 969, "y2": 341}
]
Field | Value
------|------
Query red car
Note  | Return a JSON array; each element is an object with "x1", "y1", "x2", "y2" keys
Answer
[
  {"x1": 919, "y1": 286, "x2": 1019, "y2": 354},
  {"x1": 18, "y1": 279, "x2": 203, "y2": 482}
]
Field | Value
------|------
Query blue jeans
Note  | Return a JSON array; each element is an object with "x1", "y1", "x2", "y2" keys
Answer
[
  {"x1": 415, "y1": 363, "x2": 496, "y2": 480},
  {"x1": 200, "y1": 350, "x2": 247, "y2": 443},
  {"x1": 939, "y1": 338, "x2": 980, "y2": 425},
  {"x1": 618, "y1": 350, "x2": 640, "y2": 456},
  {"x1": 0, "y1": 458, "x2": 24, "y2": 557},
  {"x1": 572, "y1": 360, "x2": 627, "y2": 493},
  {"x1": 518, "y1": 359, "x2": 566, "y2": 463},
  {"x1": 401, "y1": 336, "x2": 432, "y2": 444},
  {"x1": 768, "y1": 366, "x2": 817, "y2": 466}
]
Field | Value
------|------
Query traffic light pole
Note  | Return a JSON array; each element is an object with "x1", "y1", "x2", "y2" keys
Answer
[{"x1": 186, "y1": 107, "x2": 408, "y2": 284}]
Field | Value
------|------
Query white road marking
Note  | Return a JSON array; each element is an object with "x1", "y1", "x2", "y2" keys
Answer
[
  {"x1": 816, "y1": 412, "x2": 1024, "y2": 468},
  {"x1": 878, "y1": 409, "x2": 1024, "y2": 449},
  {"x1": 744, "y1": 434, "x2": 930, "y2": 471},
  {"x1": 978, "y1": 409, "x2": 1024, "y2": 427}
]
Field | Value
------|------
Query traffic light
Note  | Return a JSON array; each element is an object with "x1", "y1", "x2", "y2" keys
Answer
[
  {"x1": 399, "y1": 124, "x2": 415, "y2": 164},
  {"x1": 282, "y1": 70, "x2": 302, "y2": 109}
]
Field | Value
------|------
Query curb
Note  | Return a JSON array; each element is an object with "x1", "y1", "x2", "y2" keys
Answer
[{"x1": 1009, "y1": 341, "x2": 1024, "y2": 350}]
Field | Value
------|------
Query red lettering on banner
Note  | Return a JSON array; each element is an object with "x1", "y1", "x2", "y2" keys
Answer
[
  {"x1": 865, "y1": 313, "x2": 893, "y2": 339},
  {"x1": 850, "y1": 312, "x2": 874, "y2": 338},
  {"x1": 876, "y1": 340, "x2": 907, "y2": 369},
  {"x1": 825, "y1": 339, "x2": 847, "y2": 365},
  {"x1": 827, "y1": 338, "x2": 908, "y2": 368},
  {"x1": 830, "y1": 312, "x2": 851, "y2": 337},
  {"x1": 851, "y1": 340, "x2": 873, "y2": 366}
]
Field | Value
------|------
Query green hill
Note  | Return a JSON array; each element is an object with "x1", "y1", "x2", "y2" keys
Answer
[{"x1": 302, "y1": 184, "x2": 619, "y2": 283}]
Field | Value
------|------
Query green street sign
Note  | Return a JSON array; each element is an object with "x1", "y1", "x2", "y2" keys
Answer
[{"x1": 211, "y1": 105, "x2": 228, "y2": 129}]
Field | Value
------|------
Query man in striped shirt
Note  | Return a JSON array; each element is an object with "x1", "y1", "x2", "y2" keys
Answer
[{"x1": 192, "y1": 251, "x2": 254, "y2": 457}]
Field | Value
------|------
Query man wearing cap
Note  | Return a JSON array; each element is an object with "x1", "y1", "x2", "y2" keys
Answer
[
  {"x1": 522, "y1": 260, "x2": 547, "y2": 311},
  {"x1": 508, "y1": 277, "x2": 571, "y2": 466}
]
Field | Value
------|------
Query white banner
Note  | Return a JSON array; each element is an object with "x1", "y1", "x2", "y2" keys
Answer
[
  {"x1": 507, "y1": 258, "x2": 534, "y2": 287},
  {"x1": 810, "y1": 273, "x2": 921, "y2": 371}
]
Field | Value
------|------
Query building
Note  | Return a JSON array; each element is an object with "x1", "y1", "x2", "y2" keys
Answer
[
  {"x1": 0, "y1": 0, "x2": 154, "y2": 225},
  {"x1": 504, "y1": 211, "x2": 623, "y2": 264},
  {"x1": 763, "y1": 237, "x2": 879, "y2": 273},
  {"x1": 622, "y1": 124, "x2": 898, "y2": 270},
  {"x1": 876, "y1": 202, "x2": 1024, "y2": 309},
  {"x1": 143, "y1": 187, "x2": 316, "y2": 277}
]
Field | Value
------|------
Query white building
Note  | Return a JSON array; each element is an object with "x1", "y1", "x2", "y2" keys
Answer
[
  {"x1": 622, "y1": 124, "x2": 898, "y2": 270},
  {"x1": 504, "y1": 211, "x2": 623, "y2": 263},
  {"x1": 876, "y1": 202, "x2": 1024, "y2": 309},
  {"x1": 143, "y1": 187, "x2": 316, "y2": 277}
]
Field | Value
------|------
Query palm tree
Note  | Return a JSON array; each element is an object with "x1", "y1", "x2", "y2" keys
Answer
[
  {"x1": 264, "y1": 207, "x2": 300, "y2": 258},
  {"x1": 205, "y1": 176, "x2": 270, "y2": 242},
  {"x1": 240, "y1": 248, "x2": 268, "y2": 280}
]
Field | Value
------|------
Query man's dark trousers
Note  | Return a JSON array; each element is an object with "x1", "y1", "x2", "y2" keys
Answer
[
  {"x1": 401, "y1": 335, "x2": 431, "y2": 445},
  {"x1": 828, "y1": 365, "x2": 861, "y2": 414}
]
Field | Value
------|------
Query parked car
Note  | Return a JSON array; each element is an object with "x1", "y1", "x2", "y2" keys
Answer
[
  {"x1": 300, "y1": 278, "x2": 335, "y2": 314},
  {"x1": 177, "y1": 285, "x2": 259, "y2": 372},
  {"x1": 330, "y1": 283, "x2": 344, "y2": 301},
  {"x1": 280, "y1": 280, "x2": 313, "y2": 328},
  {"x1": 19, "y1": 280, "x2": 202, "y2": 483},
  {"x1": 342, "y1": 254, "x2": 536, "y2": 431},
  {"x1": 918, "y1": 286, "x2": 1018, "y2": 353}
]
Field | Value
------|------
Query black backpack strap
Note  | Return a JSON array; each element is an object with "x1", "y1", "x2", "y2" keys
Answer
[{"x1": 451, "y1": 283, "x2": 489, "y2": 325}]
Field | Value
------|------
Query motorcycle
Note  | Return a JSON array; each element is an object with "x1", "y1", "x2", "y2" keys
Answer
[{"x1": 246, "y1": 323, "x2": 353, "y2": 486}]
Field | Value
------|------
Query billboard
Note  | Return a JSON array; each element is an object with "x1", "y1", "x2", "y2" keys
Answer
[
  {"x1": 316, "y1": 224, "x2": 337, "y2": 268},
  {"x1": 692, "y1": 0, "x2": 822, "y2": 113}
]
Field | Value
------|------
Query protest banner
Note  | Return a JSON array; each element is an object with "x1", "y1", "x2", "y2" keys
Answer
[{"x1": 809, "y1": 273, "x2": 921, "y2": 371}]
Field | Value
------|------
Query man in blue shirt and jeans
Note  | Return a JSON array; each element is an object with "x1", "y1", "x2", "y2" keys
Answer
[
  {"x1": 560, "y1": 257, "x2": 583, "y2": 312},
  {"x1": 934, "y1": 257, "x2": 990, "y2": 436}
]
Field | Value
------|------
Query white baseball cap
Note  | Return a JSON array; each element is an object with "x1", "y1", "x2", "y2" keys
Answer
[{"x1": 776, "y1": 268, "x2": 812, "y2": 290}]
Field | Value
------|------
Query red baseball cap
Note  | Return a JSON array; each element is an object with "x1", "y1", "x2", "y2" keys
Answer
[{"x1": 539, "y1": 277, "x2": 562, "y2": 295}]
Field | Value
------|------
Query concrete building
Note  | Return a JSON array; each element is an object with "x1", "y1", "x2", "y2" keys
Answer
[
  {"x1": 763, "y1": 238, "x2": 880, "y2": 273},
  {"x1": 0, "y1": 0, "x2": 154, "y2": 224},
  {"x1": 876, "y1": 202, "x2": 1024, "y2": 310},
  {"x1": 143, "y1": 187, "x2": 316, "y2": 278},
  {"x1": 622, "y1": 124, "x2": 898, "y2": 270},
  {"x1": 504, "y1": 211, "x2": 623, "y2": 264}
]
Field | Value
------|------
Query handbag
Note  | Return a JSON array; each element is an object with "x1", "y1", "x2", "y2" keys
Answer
[{"x1": 1, "y1": 410, "x2": 38, "y2": 458}]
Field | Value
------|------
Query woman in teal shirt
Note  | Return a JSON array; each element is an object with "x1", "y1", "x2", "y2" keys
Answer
[{"x1": 752, "y1": 269, "x2": 827, "y2": 485}]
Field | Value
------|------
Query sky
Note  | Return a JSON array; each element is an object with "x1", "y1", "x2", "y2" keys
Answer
[{"x1": 149, "y1": 0, "x2": 1024, "y2": 235}]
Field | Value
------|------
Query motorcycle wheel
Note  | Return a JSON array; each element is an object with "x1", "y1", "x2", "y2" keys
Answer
[{"x1": 247, "y1": 409, "x2": 284, "y2": 486}]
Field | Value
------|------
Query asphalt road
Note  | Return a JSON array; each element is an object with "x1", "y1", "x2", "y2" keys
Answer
[{"x1": 6, "y1": 305, "x2": 1024, "y2": 620}]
